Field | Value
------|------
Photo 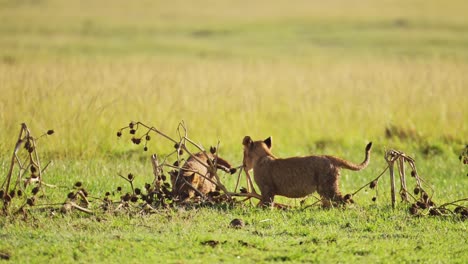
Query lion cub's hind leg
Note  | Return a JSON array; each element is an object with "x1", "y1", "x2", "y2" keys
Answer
[
  {"x1": 317, "y1": 171, "x2": 345, "y2": 208},
  {"x1": 258, "y1": 192, "x2": 275, "y2": 208},
  {"x1": 255, "y1": 183, "x2": 276, "y2": 208}
]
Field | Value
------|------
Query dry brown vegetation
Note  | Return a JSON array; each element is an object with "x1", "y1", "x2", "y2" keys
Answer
[{"x1": 1, "y1": 122, "x2": 466, "y2": 220}]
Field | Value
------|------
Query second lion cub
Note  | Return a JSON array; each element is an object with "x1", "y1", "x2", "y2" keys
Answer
[
  {"x1": 242, "y1": 136, "x2": 372, "y2": 207},
  {"x1": 171, "y1": 152, "x2": 234, "y2": 200}
]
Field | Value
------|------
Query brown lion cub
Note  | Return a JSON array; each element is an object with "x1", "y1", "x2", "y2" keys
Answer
[
  {"x1": 171, "y1": 152, "x2": 235, "y2": 200},
  {"x1": 242, "y1": 136, "x2": 372, "y2": 207}
]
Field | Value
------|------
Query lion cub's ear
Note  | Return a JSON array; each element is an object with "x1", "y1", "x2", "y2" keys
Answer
[
  {"x1": 242, "y1": 136, "x2": 253, "y2": 146},
  {"x1": 264, "y1": 137, "x2": 272, "y2": 149}
]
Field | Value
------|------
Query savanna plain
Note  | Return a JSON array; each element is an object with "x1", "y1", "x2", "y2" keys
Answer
[{"x1": 0, "y1": 0, "x2": 467, "y2": 263}]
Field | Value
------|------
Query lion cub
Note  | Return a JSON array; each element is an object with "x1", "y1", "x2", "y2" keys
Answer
[
  {"x1": 242, "y1": 136, "x2": 372, "y2": 207},
  {"x1": 171, "y1": 152, "x2": 235, "y2": 200}
]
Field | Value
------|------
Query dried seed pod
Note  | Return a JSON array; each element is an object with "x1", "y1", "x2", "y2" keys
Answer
[
  {"x1": 210, "y1": 146, "x2": 217, "y2": 154},
  {"x1": 129, "y1": 129, "x2": 136, "y2": 135},
  {"x1": 229, "y1": 168, "x2": 237, "y2": 174},
  {"x1": 422, "y1": 192, "x2": 429, "y2": 202},
  {"x1": 17, "y1": 190, "x2": 23, "y2": 197},
  {"x1": 173, "y1": 161, "x2": 179, "y2": 167},
  {"x1": 117, "y1": 186, "x2": 122, "y2": 192},
  {"x1": 416, "y1": 201, "x2": 427, "y2": 209},
  {"x1": 0, "y1": 189, "x2": 4, "y2": 198},
  {"x1": 429, "y1": 208, "x2": 441, "y2": 216},
  {"x1": 411, "y1": 170, "x2": 417, "y2": 177},
  {"x1": 161, "y1": 174, "x2": 167, "y2": 181},
  {"x1": 230, "y1": 218, "x2": 245, "y2": 229},
  {"x1": 117, "y1": 131, "x2": 122, "y2": 137},
  {"x1": 27, "y1": 197, "x2": 35, "y2": 206},
  {"x1": 143, "y1": 146, "x2": 148, "y2": 151},
  {"x1": 145, "y1": 183, "x2": 151, "y2": 190},
  {"x1": 129, "y1": 122, "x2": 135, "y2": 129},
  {"x1": 127, "y1": 173, "x2": 134, "y2": 180},
  {"x1": 409, "y1": 205, "x2": 418, "y2": 215},
  {"x1": 131, "y1": 137, "x2": 141, "y2": 144},
  {"x1": 9, "y1": 190, "x2": 15, "y2": 198},
  {"x1": 74, "y1": 182, "x2": 82, "y2": 188},
  {"x1": 372, "y1": 197, "x2": 377, "y2": 202},
  {"x1": 3, "y1": 194, "x2": 11, "y2": 203},
  {"x1": 369, "y1": 180, "x2": 378, "y2": 189},
  {"x1": 31, "y1": 186, "x2": 40, "y2": 195},
  {"x1": 343, "y1": 194, "x2": 352, "y2": 201},
  {"x1": 122, "y1": 193, "x2": 131, "y2": 202},
  {"x1": 174, "y1": 143, "x2": 180, "y2": 149},
  {"x1": 67, "y1": 192, "x2": 76, "y2": 199},
  {"x1": 134, "y1": 188, "x2": 141, "y2": 195},
  {"x1": 240, "y1": 187, "x2": 248, "y2": 193},
  {"x1": 414, "y1": 187, "x2": 420, "y2": 195},
  {"x1": 105, "y1": 192, "x2": 111, "y2": 196},
  {"x1": 47, "y1": 129, "x2": 54, "y2": 135},
  {"x1": 130, "y1": 195, "x2": 138, "y2": 203},
  {"x1": 145, "y1": 135, "x2": 151, "y2": 141},
  {"x1": 30, "y1": 165, "x2": 37, "y2": 174}
]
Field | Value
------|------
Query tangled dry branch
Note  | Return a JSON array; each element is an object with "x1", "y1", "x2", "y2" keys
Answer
[
  {"x1": 348, "y1": 148, "x2": 467, "y2": 219},
  {"x1": 0, "y1": 123, "x2": 54, "y2": 216}
]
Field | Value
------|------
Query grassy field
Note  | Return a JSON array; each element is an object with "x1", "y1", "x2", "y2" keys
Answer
[{"x1": 1, "y1": 0, "x2": 467, "y2": 263}]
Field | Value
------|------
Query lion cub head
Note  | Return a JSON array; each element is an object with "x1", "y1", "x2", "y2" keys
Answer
[{"x1": 242, "y1": 136, "x2": 273, "y2": 171}]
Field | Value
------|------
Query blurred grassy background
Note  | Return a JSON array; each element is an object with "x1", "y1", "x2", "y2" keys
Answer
[
  {"x1": 1, "y1": 3, "x2": 467, "y2": 263},
  {"x1": 0, "y1": 0, "x2": 467, "y2": 160}
]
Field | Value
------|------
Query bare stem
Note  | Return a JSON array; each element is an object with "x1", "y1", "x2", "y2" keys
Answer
[
  {"x1": 2, "y1": 123, "x2": 26, "y2": 193},
  {"x1": 352, "y1": 165, "x2": 389, "y2": 196}
]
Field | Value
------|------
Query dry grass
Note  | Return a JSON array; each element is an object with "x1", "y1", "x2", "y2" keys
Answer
[{"x1": 1, "y1": 58, "x2": 466, "y2": 157}]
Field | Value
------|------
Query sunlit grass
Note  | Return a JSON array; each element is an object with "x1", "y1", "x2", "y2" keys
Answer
[
  {"x1": 1, "y1": 0, "x2": 467, "y2": 159},
  {"x1": 0, "y1": 1, "x2": 467, "y2": 263},
  {"x1": 0, "y1": 57, "x2": 466, "y2": 159}
]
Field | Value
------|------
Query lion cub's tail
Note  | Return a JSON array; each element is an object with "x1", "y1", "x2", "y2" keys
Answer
[{"x1": 328, "y1": 142, "x2": 372, "y2": 171}]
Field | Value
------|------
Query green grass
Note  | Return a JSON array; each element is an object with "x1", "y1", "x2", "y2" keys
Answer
[
  {"x1": 1, "y1": 0, "x2": 468, "y2": 263},
  {"x1": 2, "y1": 204, "x2": 467, "y2": 263}
]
